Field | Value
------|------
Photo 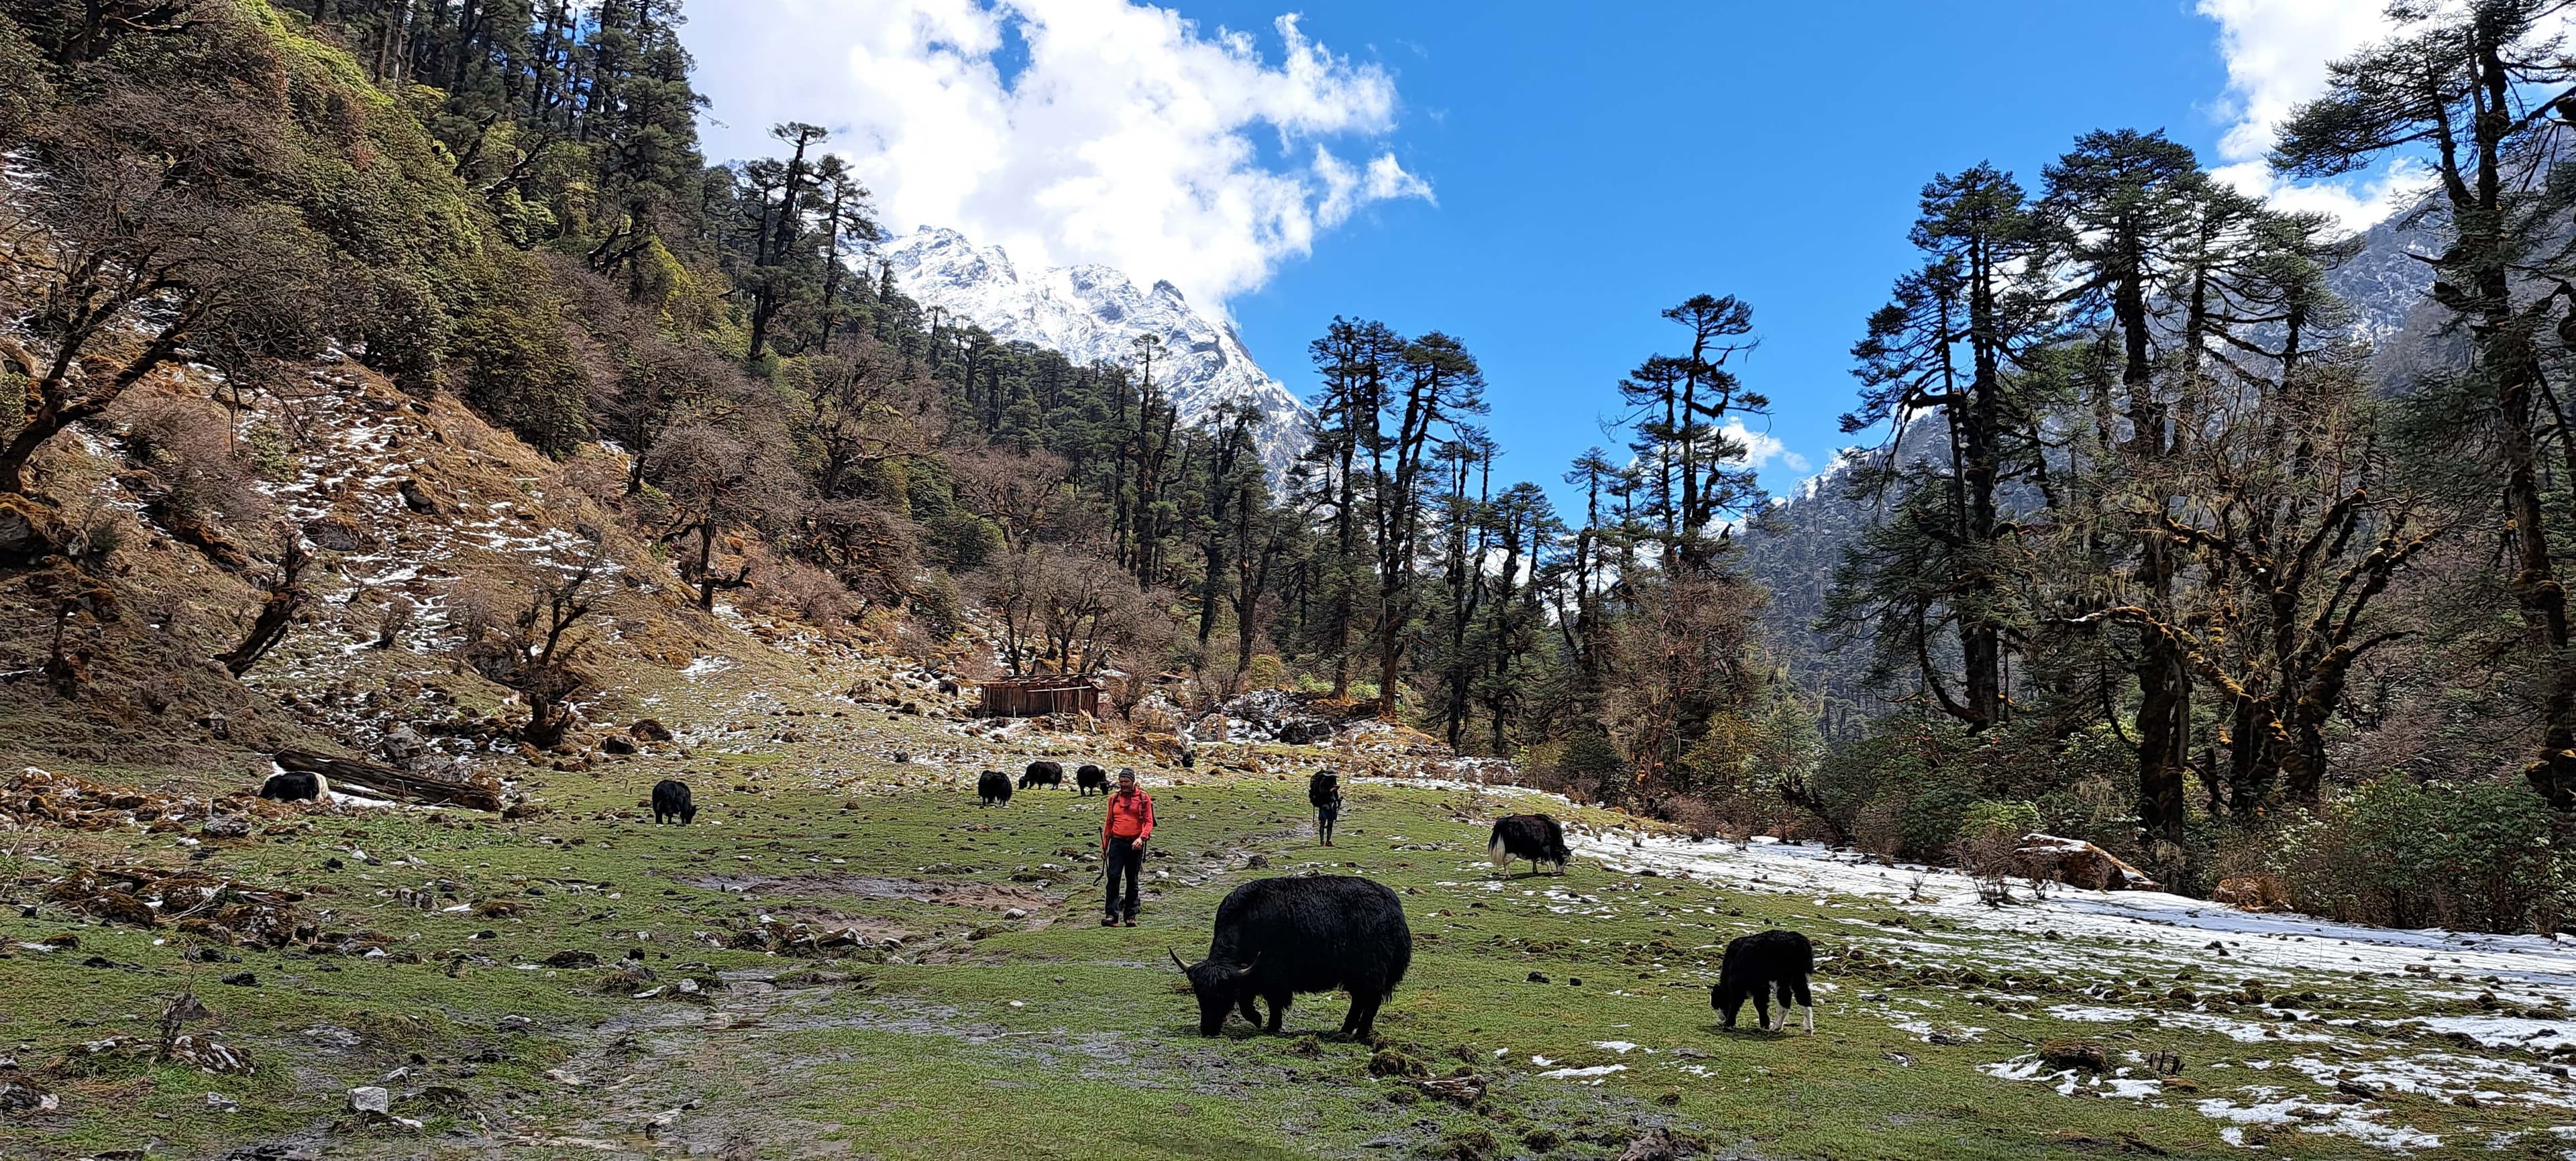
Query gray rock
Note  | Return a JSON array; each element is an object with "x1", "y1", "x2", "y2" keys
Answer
[{"x1": 347, "y1": 1086, "x2": 391, "y2": 1115}]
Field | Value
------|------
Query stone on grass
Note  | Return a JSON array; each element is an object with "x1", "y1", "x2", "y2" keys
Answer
[{"x1": 347, "y1": 1086, "x2": 391, "y2": 1115}]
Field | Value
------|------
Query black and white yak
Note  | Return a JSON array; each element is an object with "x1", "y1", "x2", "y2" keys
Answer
[
  {"x1": 1171, "y1": 875, "x2": 1411, "y2": 1040},
  {"x1": 1488, "y1": 813, "x2": 1569, "y2": 875},
  {"x1": 1711, "y1": 929, "x2": 1815, "y2": 1034},
  {"x1": 1075, "y1": 764, "x2": 1111, "y2": 795},
  {"x1": 258, "y1": 770, "x2": 328, "y2": 802}
]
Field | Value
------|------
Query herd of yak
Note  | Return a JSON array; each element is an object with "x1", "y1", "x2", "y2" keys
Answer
[{"x1": 256, "y1": 761, "x2": 1819, "y2": 1042}]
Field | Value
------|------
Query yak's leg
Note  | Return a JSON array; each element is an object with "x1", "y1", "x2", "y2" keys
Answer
[
  {"x1": 1752, "y1": 985, "x2": 1773, "y2": 1033},
  {"x1": 1264, "y1": 990, "x2": 1291, "y2": 1033},
  {"x1": 1792, "y1": 976, "x2": 1815, "y2": 1033},
  {"x1": 1346, "y1": 989, "x2": 1383, "y2": 1040},
  {"x1": 1237, "y1": 995, "x2": 1260, "y2": 1026}
]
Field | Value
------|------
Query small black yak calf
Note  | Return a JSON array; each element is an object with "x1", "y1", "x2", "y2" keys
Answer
[
  {"x1": 651, "y1": 779, "x2": 696, "y2": 825},
  {"x1": 977, "y1": 771, "x2": 1014, "y2": 807},
  {"x1": 258, "y1": 771, "x2": 327, "y2": 802},
  {"x1": 1173, "y1": 875, "x2": 1411, "y2": 1040},
  {"x1": 1488, "y1": 813, "x2": 1569, "y2": 875},
  {"x1": 1308, "y1": 773, "x2": 1343, "y2": 846},
  {"x1": 1019, "y1": 760, "x2": 1064, "y2": 790},
  {"x1": 1711, "y1": 929, "x2": 1815, "y2": 1034},
  {"x1": 1076, "y1": 764, "x2": 1110, "y2": 795}
]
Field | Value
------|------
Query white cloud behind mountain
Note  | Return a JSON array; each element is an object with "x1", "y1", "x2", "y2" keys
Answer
[
  {"x1": 2190, "y1": 0, "x2": 2560, "y2": 227},
  {"x1": 684, "y1": 0, "x2": 1431, "y2": 315}
]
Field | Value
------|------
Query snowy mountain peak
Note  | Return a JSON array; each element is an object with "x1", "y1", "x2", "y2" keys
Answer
[{"x1": 873, "y1": 227, "x2": 1311, "y2": 478}]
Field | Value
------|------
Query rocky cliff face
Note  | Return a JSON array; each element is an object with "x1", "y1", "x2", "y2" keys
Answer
[{"x1": 873, "y1": 227, "x2": 1312, "y2": 478}]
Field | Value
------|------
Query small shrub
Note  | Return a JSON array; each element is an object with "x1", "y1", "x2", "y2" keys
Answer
[
  {"x1": 2287, "y1": 779, "x2": 2571, "y2": 934},
  {"x1": 1958, "y1": 799, "x2": 2040, "y2": 843}
]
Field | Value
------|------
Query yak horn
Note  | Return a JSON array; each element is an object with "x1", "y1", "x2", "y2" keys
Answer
[
  {"x1": 1233, "y1": 954, "x2": 1259, "y2": 978},
  {"x1": 1169, "y1": 948, "x2": 1189, "y2": 972}
]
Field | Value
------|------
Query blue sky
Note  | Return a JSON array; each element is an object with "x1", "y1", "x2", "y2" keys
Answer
[
  {"x1": 689, "y1": 1, "x2": 2410, "y2": 510},
  {"x1": 1192, "y1": 1, "x2": 2232, "y2": 502}
]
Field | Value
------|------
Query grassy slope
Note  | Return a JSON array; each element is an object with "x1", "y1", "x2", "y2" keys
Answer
[{"x1": 3, "y1": 661, "x2": 2571, "y2": 1161}]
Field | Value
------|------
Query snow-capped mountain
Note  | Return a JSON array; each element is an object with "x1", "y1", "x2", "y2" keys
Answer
[{"x1": 873, "y1": 227, "x2": 1312, "y2": 478}]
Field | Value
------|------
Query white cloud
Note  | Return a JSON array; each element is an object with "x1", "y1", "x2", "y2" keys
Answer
[
  {"x1": 683, "y1": 0, "x2": 1431, "y2": 312},
  {"x1": 2192, "y1": 0, "x2": 2536, "y2": 226},
  {"x1": 1722, "y1": 417, "x2": 1803, "y2": 474}
]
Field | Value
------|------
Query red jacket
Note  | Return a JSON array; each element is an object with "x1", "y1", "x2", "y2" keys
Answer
[{"x1": 1103, "y1": 787, "x2": 1154, "y2": 844}]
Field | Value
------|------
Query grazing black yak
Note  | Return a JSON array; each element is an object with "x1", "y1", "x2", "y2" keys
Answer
[
  {"x1": 1172, "y1": 875, "x2": 1410, "y2": 1040},
  {"x1": 651, "y1": 779, "x2": 696, "y2": 824},
  {"x1": 1075, "y1": 764, "x2": 1110, "y2": 795},
  {"x1": 1308, "y1": 773, "x2": 1343, "y2": 846},
  {"x1": 1020, "y1": 760, "x2": 1065, "y2": 790},
  {"x1": 654, "y1": 782, "x2": 706, "y2": 828},
  {"x1": 258, "y1": 771, "x2": 327, "y2": 802},
  {"x1": 1488, "y1": 813, "x2": 1569, "y2": 875},
  {"x1": 1711, "y1": 929, "x2": 1815, "y2": 1034},
  {"x1": 977, "y1": 771, "x2": 1014, "y2": 807}
]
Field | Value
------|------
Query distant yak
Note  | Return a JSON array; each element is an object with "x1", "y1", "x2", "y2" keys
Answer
[
  {"x1": 651, "y1": 779, "x2": 696, "y2": 825},
  {"x1": 1020, "y1": 760, "x2": 1064, "y2": 790},
  {"x1": 258, "y1": 771, "x2": 327, "y2": 803},
  {"x1": 1712, "y1": 929, "x2": 1815, "y2": 1034},
  {"x1": 1076, "y1": 764, "x2": 1110, "y2": 795},
  {"x1": 977, "y1": 771, "x2": 1014, "y2": 807},
  {"x1": 1488, "y1": 813, "x2": 1569, "y2": 875}
]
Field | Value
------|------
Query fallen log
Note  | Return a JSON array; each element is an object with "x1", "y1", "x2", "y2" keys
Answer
[{"x1": 271, "y1": 750, "x2": 504, "y2": 812}]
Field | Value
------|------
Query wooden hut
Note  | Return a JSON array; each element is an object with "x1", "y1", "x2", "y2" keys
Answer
[{"x1": 979, "y1": 675, "x2": 1102, "y2": 718}]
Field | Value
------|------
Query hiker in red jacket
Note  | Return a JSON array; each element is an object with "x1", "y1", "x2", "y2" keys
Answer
[{"x1": 1100, "y1": 767, "x2": 1154, "y2": 927}]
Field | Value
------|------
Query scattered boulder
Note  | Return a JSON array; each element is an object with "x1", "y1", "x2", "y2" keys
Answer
[
  {"x1": 302, "y1": 511, "x2": 379, "y2": 553},
  {"x1": 396, "y1": 478, "x2": 441, "y2": 515},
  {"x1": 1615, "y1": 1128, "x2": 1680, "y2": 1161},
  {"x1": 1417, "y1": 1074, "x2": 1485, "y2": 1105},
  {"x1": 543, "y1": 950, "x2": 600, "y2": 969},
  {"x1": 630, "y1": 718, "x2": 674, "y2": 742},
  {"x1": 380, "y1": 726, "x2": 428, "y2": 767},
  {"x1": 2014, "y1": 834, "x2": 2162, "y2": 891},
  {"x1": 0, "y1": 1081, "x2": 58, "y2": 1113},
  {"x1": 0, "y1": 495, "x2": 66, "y2": 564}
]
